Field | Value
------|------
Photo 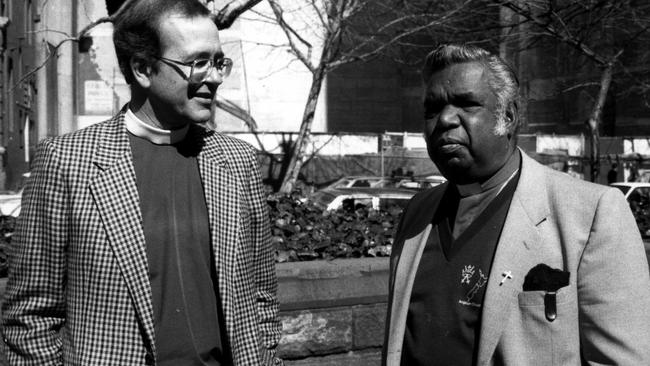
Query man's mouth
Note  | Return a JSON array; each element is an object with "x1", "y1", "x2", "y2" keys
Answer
[
  {"x1": 194, "y1": 93, "x2": 214, "y2": 105},
  {"x1": 438, "y1": 143, "x2": 464, "y2": 154},
  {"x1": 437, "y1": 137, "x2": 464, "y2": 147}
]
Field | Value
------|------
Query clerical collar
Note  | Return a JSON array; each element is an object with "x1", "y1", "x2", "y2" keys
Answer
[
  {"x1": 124, "y1": 108, "x2": 189, "y2": 145},
  {"x1": 455, "y1": 150, "x2": 521, "y2": 197}
]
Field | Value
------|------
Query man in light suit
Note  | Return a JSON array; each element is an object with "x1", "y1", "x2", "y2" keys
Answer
[
  {"x1": 382, "y1": 44, "x2": 650, "y2": 365},
  {"x1": 2, "y1": 0, "x2": 283, "y2": 365}
]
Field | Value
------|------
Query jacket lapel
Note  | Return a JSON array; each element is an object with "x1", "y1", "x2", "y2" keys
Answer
[
  {"x1": 476, "y1": 151, "x2": 550, "y2": 365},
  {"x1": 88, "y1": 115, "x2": 156, "y2": 355},
  {"x1": 385, "y1": 186, "x2": 447, "y2": 366},
  {"x1": 385, "y1": 224, "x2": 432, "y2": 366},
  {"x1": 195, "y1": 129, "x2": 240, "y2": 330}
]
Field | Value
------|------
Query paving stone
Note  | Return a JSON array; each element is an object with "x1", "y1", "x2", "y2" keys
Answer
[
  {"x1": 278, "y1": 308, "x2": 353, "y2": 359},
  {"x1": 283, "y1": 349, "x2": 381, "y2": 366},
  {"x1": 352, "y1": 303, "x2": 387, "y2": 349}
]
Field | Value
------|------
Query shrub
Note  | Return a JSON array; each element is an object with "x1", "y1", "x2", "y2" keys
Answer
[
  {"x1": 267, "y1": 192, "x2": 400, "y2": 262},
  {"x1": 0, "y1": 216, "x2": 15, "y2": 277},
  {"x1": 0, "y1": 193, "x2": 402, "y2": 274}
]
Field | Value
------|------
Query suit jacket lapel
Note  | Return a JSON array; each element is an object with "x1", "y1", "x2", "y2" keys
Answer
[
  {"x1": 88, "y1": 115, "x2": 156, "y2": 355},
  {"x1": 476, "y1": 151, "x2": 550, "y2": 365},
  {"x1": 385, "y1": 186, "x2": 447, "y2": 366},
  {"x1": 195, "y1": 128, "x2": 240, "y2": 327}
]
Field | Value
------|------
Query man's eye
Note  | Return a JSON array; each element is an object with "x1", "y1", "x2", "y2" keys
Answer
[
  {"x1": 456, "y1": 100, "x2": 481, "y2": 110},
  {"x1": 424, "y1": 102, "x2": 444, "y2": 116},
  {"x1": 194, "y1": 59, "x2": 211, "y2": 69}
]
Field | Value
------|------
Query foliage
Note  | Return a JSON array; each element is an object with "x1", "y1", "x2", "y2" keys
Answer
[
  {"x1": 267, "y1": 191, "x2": 401, "y2": 262},
  {"x1": 629, "y1": 198, "x2": 650, "y2": 238},
  {"x1": 0, "y1": 216, "x2": 15, "y2": 277},
  {"x1": 0, "y1": 194, "x2": 401, "y2": 275}
]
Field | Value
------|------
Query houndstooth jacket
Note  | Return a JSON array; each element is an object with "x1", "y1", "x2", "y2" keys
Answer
[{"x1": 1, "y1": 111, "x2": 283, "y2": 365}]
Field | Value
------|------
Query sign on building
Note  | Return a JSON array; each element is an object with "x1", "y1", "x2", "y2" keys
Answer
[{"x1": 84, "y1": 80, "x2": 114, "y2": 115}]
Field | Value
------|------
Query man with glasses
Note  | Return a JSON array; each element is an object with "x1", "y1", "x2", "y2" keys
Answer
[{"x1": 2, "y1": 0, "x2": 283, "y2": 365}]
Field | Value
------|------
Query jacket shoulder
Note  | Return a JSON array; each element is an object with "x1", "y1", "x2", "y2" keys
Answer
[
  {"x1": 40, "y1": 115, "x2": 122, "y2": 152},
  {"x1": 396, "y1": 183, "x2": 447, "y2": 241}
]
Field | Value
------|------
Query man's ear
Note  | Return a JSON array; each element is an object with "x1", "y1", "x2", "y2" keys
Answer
[
  {"x1": 505, "y1": 101, "x2": 519, "y2": 138},
  {"x1": 130, "y1": 58, "x2": 152, "y2": 89}
]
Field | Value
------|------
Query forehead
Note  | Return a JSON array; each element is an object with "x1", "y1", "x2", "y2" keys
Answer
[
  {"x1": 158, "y1": 15, "x2": 221, "y2": 57},
  {"x1": 425, "y1": 61, "x2": 492, "y2": 98}
]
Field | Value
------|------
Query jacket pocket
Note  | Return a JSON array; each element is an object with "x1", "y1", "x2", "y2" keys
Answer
[{"x1": 512, "y1": 286, "x2": 580, "y2": 365}]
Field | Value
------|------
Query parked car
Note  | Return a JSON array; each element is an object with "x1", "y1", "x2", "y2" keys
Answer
[
  {"x1": 397, "y1": 174, "x2": 447, "y2": 190},
  {"x1": 323, "y1": 176, "x2": 392, "y2": 189},
  {"x1": 308, "y1": 187, "x2": 415, "y2": 211},
  {"x1": 610, "y1": 182, "x2": 650, "y2": 205},
  {"x1": 0, "y1": 189, "x2": 23, "y2": 217},
  {"x1": 610, "y1": 182, "x2": 650, "y2": 236},
  {"x1": 0, "y1": 172, "x2": 30, "y2": 218}
]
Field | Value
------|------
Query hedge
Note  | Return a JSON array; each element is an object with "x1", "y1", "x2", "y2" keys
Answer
[
  {"x1": 267, "y1": 192, "x2": 400, "y2": 262},
  {"x1": 0, "y1": 193, "x2": 401, "y2": 275}
]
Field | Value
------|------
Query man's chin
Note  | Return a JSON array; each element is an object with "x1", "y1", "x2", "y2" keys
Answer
[
  {"x1": 187, "y1": 108, "x2": 212, "y2": 124},
  {"x1": 434, "y1": 159, "x2": 473, "y2": 183}
]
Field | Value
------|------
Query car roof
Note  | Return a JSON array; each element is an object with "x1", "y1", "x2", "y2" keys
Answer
[
  {"x1": 319, "y1": 187, "x2": 414, "y2": 195},
  {"x1": 610, "y1": 182, "x2": 650, "y2": 188}
]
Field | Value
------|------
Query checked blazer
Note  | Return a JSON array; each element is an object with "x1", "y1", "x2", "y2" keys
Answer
[{"x1": 1, "y1": 111, "x2": 283, "y2": 365}]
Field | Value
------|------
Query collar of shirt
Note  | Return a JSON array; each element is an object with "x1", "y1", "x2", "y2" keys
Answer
[
  {"x1": 124, "y1": 108, "x2": 189, "y2": 145},
  {"x1": 450, "y1": 150, "x2": 521, "y2": 239}
]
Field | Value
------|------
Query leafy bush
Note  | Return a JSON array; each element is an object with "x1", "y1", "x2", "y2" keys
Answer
[
  {"x1": 267, "y1": 192, "x2": 401, "y2": 262},
  {"x1": 630, "y1": 199, "x2": 650, "y2": 237},
  {"x1": 0, "y1": 193, "x2": 402, "y2": 273},
  {"x1": 0, "y1": 216, "x2": 15, "y2": 277}
]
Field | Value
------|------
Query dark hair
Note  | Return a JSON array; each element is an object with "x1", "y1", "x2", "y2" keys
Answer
[
  {"x1": 423, "y1": 44, "x2": 520, "y2": 136},
  {"x1": 112, "y1": 0, "x2": 213, "y2": 84}
]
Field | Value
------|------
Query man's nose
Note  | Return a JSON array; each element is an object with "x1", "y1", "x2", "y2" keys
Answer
[
  {"x1": 204, "y1": 66, "x2": 223, "y2": 86},
  {"x1": 438, "y1": 104, "x2": 460, "y2": 127}
]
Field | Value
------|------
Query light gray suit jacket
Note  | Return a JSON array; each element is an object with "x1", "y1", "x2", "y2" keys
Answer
[{"x1": 383, "y1": 150, "x2": 650, "y2": 366}]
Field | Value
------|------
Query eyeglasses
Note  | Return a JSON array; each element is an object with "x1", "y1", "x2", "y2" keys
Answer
[{"x1": 155, "y1": 55, "x2": 233, "y2": 85}]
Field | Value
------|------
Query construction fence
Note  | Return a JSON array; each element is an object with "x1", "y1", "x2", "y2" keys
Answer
[{"x1": 223, "y1": 131, "x2": 650, "y2": 188}]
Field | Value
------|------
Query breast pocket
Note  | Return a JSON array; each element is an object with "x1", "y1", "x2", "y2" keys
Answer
[{"x1": 514, "y1": 286, "x2": 580, "y2": 365}]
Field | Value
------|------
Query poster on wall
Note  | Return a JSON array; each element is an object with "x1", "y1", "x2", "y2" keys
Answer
[{"x1": 84, "y1": 80, "x2": 114, "y2": 115}]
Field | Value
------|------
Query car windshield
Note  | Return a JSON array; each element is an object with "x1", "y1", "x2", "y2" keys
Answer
[{"x1": 613, "y1": 185, "x2": 631, "y2": 195}]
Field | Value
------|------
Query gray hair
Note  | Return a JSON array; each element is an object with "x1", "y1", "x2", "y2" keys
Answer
[{"x1": 422, "y1": 44, "x2": 520, "y2": 136}]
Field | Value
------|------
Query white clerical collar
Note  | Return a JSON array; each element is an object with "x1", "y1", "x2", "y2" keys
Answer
[
  {"x1": 455, "y1": 150, "x2": 521, "y2": 197},
  {"x1": 124, "y1": 108, "x2": 189, "y2": 145}
]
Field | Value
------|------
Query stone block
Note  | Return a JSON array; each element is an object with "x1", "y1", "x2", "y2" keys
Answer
[
  {"x1": 352, "y1": 304, "x2": 387, "y2": 349},
  {"x1": 278, "y1": 308, "x2": 353, "y2": 359},
  {"x1": 277, "y1": 258, "x2": 389, "y2": 311},
  {"x1": 283, "y1": 350, "x2": 381, "y2": 366}
]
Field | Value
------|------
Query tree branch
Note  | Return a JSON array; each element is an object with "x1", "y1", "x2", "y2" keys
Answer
[
  {"x1": 268, "y1": 0, "x2": 316, "y2": 72},
  {"x1": 213, "y1": 0, "x2": 264, "y2": 29}
]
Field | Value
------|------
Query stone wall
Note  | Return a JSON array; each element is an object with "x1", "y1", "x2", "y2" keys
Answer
[
  {"x1": 0, "y1": 258, "x2": 390, "y2": 366},
  {"x1": 276, "y1": 258, "x2": 389, "y2": 366}
]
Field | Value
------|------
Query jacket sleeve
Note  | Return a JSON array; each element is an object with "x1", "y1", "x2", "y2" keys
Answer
[
  {"x1": 247, "y1": 155, "x2": 283, "y2": 365},
  {"x1": 2, "y1": 139, "x2": 67, "y2": 365},
  {"x1": 578, "y1": 187, "x2": 650, "y2": 365}
]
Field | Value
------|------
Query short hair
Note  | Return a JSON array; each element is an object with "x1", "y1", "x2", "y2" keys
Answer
[
  {"x1": 422, "y1": 44, "x2": 520, "y2": 136},
  {"x1": 112, "y1": 0, "x2": 213, "y2": 84}
]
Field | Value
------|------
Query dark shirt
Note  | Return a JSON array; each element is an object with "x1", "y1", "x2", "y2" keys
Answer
[
  {"x1": 129, "y1": 131, "x2": 228, "y2": 366},
  {"x1": 401, "y1": 174, "x2": 519, "y2": 366}
]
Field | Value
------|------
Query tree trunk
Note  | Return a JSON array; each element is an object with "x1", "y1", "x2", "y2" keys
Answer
[
  {"x1": 586, "y1": 65, "x2": 613, "y2": 182},
  {"x1": 278, "y1": 66, "x2": 327, "y2": 193}
]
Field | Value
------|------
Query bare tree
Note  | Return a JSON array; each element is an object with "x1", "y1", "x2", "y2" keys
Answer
[
  {"x1": 492, "y1": 0, "x2": 650, "y2": 181},
  {"x1": 245, "y1": 0, "x2": 475, "y2": 193}
]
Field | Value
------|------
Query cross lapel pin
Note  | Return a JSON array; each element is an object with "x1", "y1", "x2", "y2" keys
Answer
[{"x1": 500, "y1": 271, "x2": 513, "y2": 286}]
